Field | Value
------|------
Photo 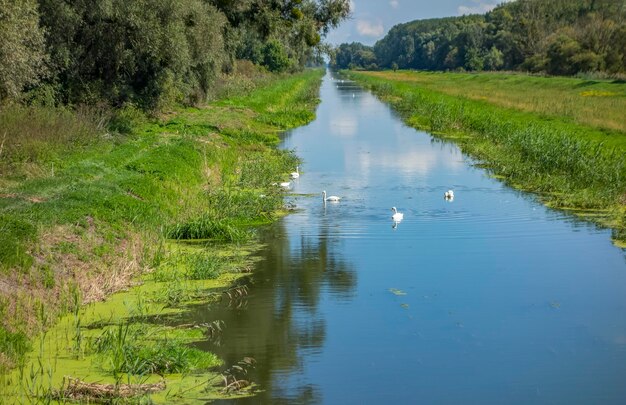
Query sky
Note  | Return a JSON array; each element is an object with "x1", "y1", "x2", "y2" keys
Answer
[{"x1": 326, "y1": 0, "x2": 510, "y2": 46}]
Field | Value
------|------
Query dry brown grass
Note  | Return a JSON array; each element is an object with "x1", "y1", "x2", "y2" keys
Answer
[
  {"x1": 54, "y1": 377, "x2": 166, "y2": 401},
  {"x1": 0, "y1": 220, "x2": 148, "y2": 339}
]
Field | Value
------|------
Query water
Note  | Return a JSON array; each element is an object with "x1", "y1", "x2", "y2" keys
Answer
[{"x1": 191, "y1": 72, "x2": 626, "y2": 404}]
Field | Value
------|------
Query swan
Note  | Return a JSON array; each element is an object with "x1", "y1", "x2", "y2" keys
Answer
[
  {"x1": 391, "y1": 207, "x2": 404, "y2": 222},
  {"x1": 322, "y1": 191, "x2": 341, "y2": 202},
  {"x1": 444, "y1": 190, "x2": 454, "y2": 200},
  {"x1": 280, "y1": 181, "x2": 291, "y2": 189},
  {"x1": 290, "y1": 166, "x2": 300, "y2": 179}
]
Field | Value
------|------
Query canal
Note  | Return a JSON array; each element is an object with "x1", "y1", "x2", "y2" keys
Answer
[{"x1": 193, "y1": 71, "x2": 626, "y2": 404}]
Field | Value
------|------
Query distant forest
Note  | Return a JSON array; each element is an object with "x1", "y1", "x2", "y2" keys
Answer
[
  {"x1": 331, "y1": 0, "x2": 626, "y2": 76},
  {"x1": 0, "y1": 0, "x2": 350, "y2": 108}
]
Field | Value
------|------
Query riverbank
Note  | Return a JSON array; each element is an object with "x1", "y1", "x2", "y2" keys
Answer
[
  {"x1": 346, "y1": 70, "x2": 626, "y2": 246},
  {"x1": 0, "y1": 69, "x2": 324, "y2": 401}
]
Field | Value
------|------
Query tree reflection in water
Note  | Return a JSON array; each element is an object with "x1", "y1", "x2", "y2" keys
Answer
[{"x1": 186, "y1": 215, "x2": 356, "y2": 403}]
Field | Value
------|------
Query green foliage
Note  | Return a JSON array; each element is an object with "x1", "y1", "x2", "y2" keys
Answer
[
  {"x1": 107, "y1": 105, "x2": 146, "y2": 135},
  {"x1": 37, "y1": 0, "x2": 228, "y2": 108},
  {"x1": 0, "y1": 0, "x2": 350, "y2": 107},
  {"x1": 333, "y1": 0, "x2": 626, "y2": 76},
  {"x1": 0, "y1": 0, "x2": 47, "y2": 101},
  {"x1": 333, "y1": 42, "x2": 378, "y2": 70},
  {"x1": 263, "y1": 40, "x2": 292, "y2": 73}
]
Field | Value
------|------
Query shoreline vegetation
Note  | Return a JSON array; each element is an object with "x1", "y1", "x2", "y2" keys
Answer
[
  {"x1": 0, "y1": 68, "x2": 324, "y2": 402},
  {"x1": 346, "y1": 70, "x2": 626, "y2": 247}
]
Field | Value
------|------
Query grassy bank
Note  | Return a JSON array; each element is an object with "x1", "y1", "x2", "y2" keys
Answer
[
  {"x1": 0, "y1": 68, "x2": 323, "y2": 401},
  {"x1": 346, "y1": 70, "x2": 626, "y2": 244}
]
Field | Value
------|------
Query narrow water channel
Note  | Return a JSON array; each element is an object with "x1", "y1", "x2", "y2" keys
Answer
[{"x1": 194, "y1": 71, "x2": 626, "y2": 403}]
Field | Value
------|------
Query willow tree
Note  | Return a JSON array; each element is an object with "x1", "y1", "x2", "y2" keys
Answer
[
  {"x1": 0, "y1": 0, "x2": 47, "y2": 101},
  {"x1": 37, "y1": 0, "x2": 227, "y2": 108}
]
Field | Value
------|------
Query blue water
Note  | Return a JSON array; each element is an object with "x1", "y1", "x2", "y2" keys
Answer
[{"x1": 197, "y1": 71, "x2": 626, "y2": 404}]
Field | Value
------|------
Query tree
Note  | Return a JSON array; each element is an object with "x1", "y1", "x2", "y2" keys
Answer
[
  {"x1": 484, "y1": 46, "x2": 504, "y2": 70},
  {"x1": 465, "y1": 47, "x2": 484, "y2": 71},
  {"x1": 0, "y1": 0, "x2": 46, "y2": 100},
  {"x1": 263, "y1": 40, "x2": 292, "y2": 72},
  {"x1": 546, "y1": 32, "x2": 581, "y2": 75},
  {"x1": 36, "y1": 0, "x2": 227, "y2": 108},
  {"x1": 336, "y1": 0, "x2": 626, "y2": 76}
]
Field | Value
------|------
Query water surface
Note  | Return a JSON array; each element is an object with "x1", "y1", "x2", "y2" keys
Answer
[{"x1": 193, "y1": 72, "x2": 626, "y2": 404}]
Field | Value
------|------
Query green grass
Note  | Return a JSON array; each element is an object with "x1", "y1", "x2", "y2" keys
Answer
[
  {"x1": 348, "y1": 70, "x2": 626, "y2": 243},
  {"x1": 367, "y1": 71, "x2": 626, "y2": 134},
  {"x1": 0, "y1": 68, "x2": 324, "y2": 373}
]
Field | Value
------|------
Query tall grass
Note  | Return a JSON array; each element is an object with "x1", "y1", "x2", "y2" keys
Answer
[
  {"x1": 93, "y1": 324, "x2": 220, "y2": 377},
  {"x1": 166, "y1": 217, "x2": 251, "y2": 241},
  {"x1": 0, "y1": 328, "x2": 30, "y2": 372},
  {"x1": 0, "y1": 104, "x2": 109, "y2": 171}
]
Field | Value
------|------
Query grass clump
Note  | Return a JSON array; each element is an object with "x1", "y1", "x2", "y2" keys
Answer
[
  {"x1": 186, "y1": 253, "x2": 223, "y2": 280},
  {"x1": 93, "y1": 324, "x2": 220, "y2": 377},
  {"x1": 0, "y1": 215, "x2": 37, "y2": 271},
  {"x1": 0, "y1": 328, "x2": 30, "y2": 371},
  {"x1": 166, "y1": 217, "x2": 251, "y2": 242}
]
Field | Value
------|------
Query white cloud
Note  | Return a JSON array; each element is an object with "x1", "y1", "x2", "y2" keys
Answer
[
  {"x1": 330, "y1": 114, "x2": 358, "y2": 138},
  {"x1": 390, "y1": 0, "x2": 399, "y2": 9},
  {"x1": 356, "y1": 20, "x2": 384, "y2": 37},
  {"x1": 457, "y1": 1, "x2": 501, "y2": 15}
]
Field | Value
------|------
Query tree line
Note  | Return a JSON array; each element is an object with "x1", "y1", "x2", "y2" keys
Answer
[
  {"x1": 0, "y1": 0, "x2": 350, "y2": 109},
  {"x1": 331, "y1": 0, "x2": 626, "y2": 76}
]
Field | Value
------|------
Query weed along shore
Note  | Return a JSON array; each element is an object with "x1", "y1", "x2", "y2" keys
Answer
[
  {"x1": 0, "y1": 69, "x2": 324, "y2": 402},
  {"x1": 346, "y1": 70, "x2": 626, "y2": 246}
]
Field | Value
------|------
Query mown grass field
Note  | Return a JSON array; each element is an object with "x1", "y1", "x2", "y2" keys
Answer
[
  {"x1": 0, "y1": 68, "x2": 323, "y2": 400},
  {"x1": 347, "y1": 70, "x2": 626, "y2": 245}
]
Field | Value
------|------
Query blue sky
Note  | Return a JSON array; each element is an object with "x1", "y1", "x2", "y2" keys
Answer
[{"x1": 326, "y1": 0, "x2": 510, "y2": 46}]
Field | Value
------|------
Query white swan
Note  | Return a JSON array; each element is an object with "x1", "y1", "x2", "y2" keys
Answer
[
  {"x1": 444, "y1": 190, "x2": 454, "y2": 200},
  {"x1": 322, "y1": 191, "x2": 341, "y2": 202},
  {"x1": 279, "y1": 181, "x2": 291, "y2": 189},
  {"x1": 391, "y1": 207, "x2": 404, "y2": 222},
  {"x1": 290, "y1": 166, "x2": 300, "y2": 179}
]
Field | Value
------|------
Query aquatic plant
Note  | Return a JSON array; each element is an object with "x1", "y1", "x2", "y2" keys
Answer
[
  {"x1": 93, "y1": 323, "x2": 220, "y2": 377},
  {"x1": 186, "y1": 253, "x2": 223, "y2": 280}
]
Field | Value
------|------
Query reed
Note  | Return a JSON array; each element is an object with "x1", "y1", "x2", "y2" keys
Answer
[
  {"x1": 166, "y1": 217, "x2": 251, "y2": 242},
  {"x1": 93, "y1": 323, "x2": 220, "y2": 377}
]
